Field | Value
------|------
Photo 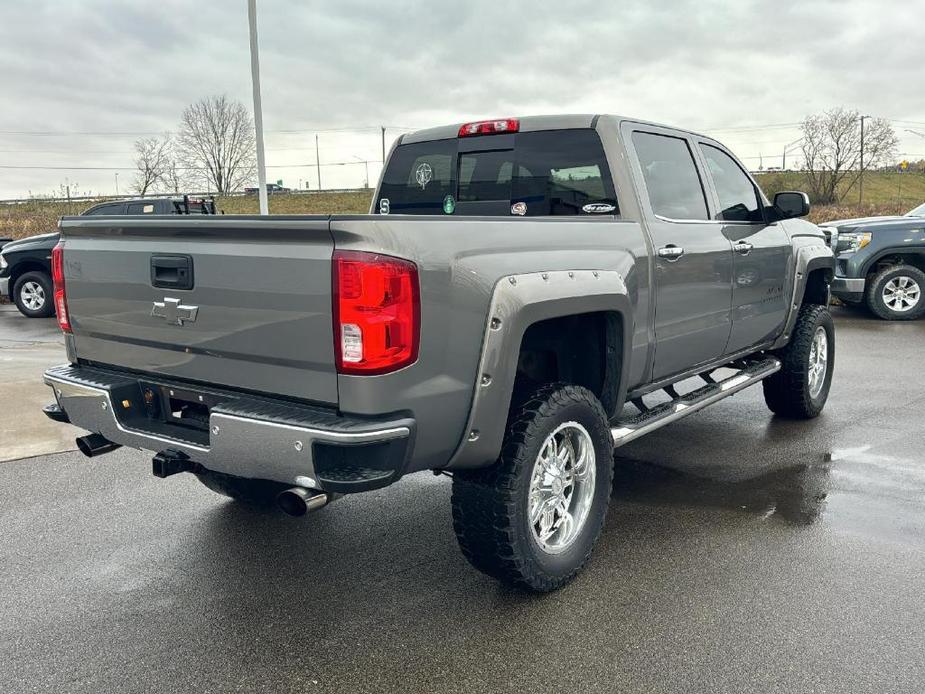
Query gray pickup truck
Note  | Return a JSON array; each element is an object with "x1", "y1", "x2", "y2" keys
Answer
[{"x1": 42, "y1": 115, "x2": 835, "y2": 591}]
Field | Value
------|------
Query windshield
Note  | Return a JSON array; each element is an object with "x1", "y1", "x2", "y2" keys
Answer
[
  {"x1": 377, "y1": 129, "x2": 618, "y2": 216},
  {"x1": 906, "y1": 202, "x2": 925, "y2": 217}
]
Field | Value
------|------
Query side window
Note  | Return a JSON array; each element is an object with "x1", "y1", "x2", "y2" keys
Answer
[
  {"x1": 632, "y1": 132, "x2": 709, "y2": 221},
  {"x1": 699, "y1": 144, "x2": 763, "y2": 223},
  {"x1": 84, "y1": 203, "x2": 123, "y2": 216},
  {"x1": 126, "y1": 202, "x2": 156, "y2": 215}
]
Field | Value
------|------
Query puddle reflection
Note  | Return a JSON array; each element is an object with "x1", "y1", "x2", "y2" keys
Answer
[{"x1": 612, "y1": 456, "x2": 832, "y2": 526}]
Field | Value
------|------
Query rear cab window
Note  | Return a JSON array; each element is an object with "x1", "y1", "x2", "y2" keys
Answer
[{"x1": 377, "y1": 129, "x2": 618, "y2": 217}]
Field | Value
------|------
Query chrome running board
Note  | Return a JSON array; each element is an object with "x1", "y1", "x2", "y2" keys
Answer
[{"x1": 611, "y1": 356, "x2": 781, "y2": 447}]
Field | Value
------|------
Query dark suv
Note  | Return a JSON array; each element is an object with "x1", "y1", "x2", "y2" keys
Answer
[{"x1": 0, "y1": 196, "x2": 216, "y2": 318}]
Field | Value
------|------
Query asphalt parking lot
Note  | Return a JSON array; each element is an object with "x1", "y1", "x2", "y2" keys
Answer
[{"x1": 1, "y1": 305, "x2": 924, "y2": 693}]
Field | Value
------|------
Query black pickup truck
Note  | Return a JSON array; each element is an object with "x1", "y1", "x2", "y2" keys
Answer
[{"x1": 1, "y1": 196, "x2": 216, "y2": 318}]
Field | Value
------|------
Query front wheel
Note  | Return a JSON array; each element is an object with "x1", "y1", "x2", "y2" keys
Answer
[
  {"x1": 763, "y1": 304, "x2": 834, "y2": 419},
  {"x1": 451, "y1": 384, "x2": 614, "y2": 592},
  {"x1": 13, "y1": 271, "x2": 55, "y2": 318},
  {"x1": 865, "y1": 265, "x2": 925, "y2": 320}
]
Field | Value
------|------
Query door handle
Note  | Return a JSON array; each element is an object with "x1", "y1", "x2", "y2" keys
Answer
[
  {"x1": 733, "y1": 241, "x2": 753, "y2": 255},
  {"x1": 657, "y1": 245, "x2": 684, "y2": 261}
]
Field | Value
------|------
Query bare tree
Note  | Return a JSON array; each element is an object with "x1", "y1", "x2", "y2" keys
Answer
[
  {"x1": 175, "y1": 95, "x2": 256, "y2": 194},
  {"x1": 132, "y1": 136, "x2": 172, "y2": 195},
  {"x1": 162, "y1": 157, "x2": 187, "y2": 195},
  {"x1": 800, "y1": 108, "x2": 898, "y2": 205}
]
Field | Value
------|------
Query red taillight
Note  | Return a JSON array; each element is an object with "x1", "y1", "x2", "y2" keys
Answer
[
  {"x1": 51, "y1": 242, "x2": 71, "y2": 333},
  {"x1": 333, "y1": 250, "x2": 420, "y2": 375},
  {"x1": 458, "y1": 118, "x2": 520, "y2": 137}
]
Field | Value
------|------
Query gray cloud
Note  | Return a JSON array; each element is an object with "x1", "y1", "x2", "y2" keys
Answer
[{"x1": 0, "y1": 0, "x2": 923, "y2": 197}]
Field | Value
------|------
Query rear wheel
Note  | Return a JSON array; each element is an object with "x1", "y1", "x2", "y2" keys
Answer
[
  {"x1": 13, "y1": 271, "x2": 54, "y2": 318},
  {"x1": 865, "y1": 265, "x2": 925, "y2": 320},
  {"x1": 195, "y1": 470, "x2": 289, "y2": 507},
  {"x1": 451, "y1": 383, "x2": 614, "y2": 592},
  {"x1": 763, "y1": 304, "x2": 834, "y2": 419}
]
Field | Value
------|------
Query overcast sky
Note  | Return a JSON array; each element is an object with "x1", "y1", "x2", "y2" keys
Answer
[{"x1": 1, "y1": 0, "x2": 924, "y2": 199}]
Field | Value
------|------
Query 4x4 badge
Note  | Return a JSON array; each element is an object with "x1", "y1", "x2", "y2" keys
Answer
[{"x1": 151, "y1": 297, "x2": 199, "y2": 326}]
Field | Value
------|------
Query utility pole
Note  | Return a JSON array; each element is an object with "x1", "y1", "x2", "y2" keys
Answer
[
  {"x1": 381, "y1": 126, "x2": 386, "y2": 164},
  {"x1": 858, "y1": 114, "x2": 868, "y2": 207},
  {"x1": 115, "y1": 172, "x2": 119, "y2": 195},
  {"x1": 782, "y1": 138, "x2": 802, "y2": 171},
  {"x1": 352, "y1": 156, "x2": 369, "y2": 188},
  {"x1": 315, "y1": 134, "x2": 322, "y2": 191},
  {"x1": 247, "y1": 0, "x2": 269, "y2": 215}
]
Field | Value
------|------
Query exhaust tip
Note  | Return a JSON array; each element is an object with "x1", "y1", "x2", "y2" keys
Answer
[
  {"x1": 76, "y1": 433, "x2": 120, "y2": 458},
  {"x1": 277, "y1": 487, "x2": 328, "y2": 517}
]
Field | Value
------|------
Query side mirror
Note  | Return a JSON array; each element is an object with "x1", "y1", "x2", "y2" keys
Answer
[{"x1": 773, "y1": 191, "x2": 811, "y2": 219}]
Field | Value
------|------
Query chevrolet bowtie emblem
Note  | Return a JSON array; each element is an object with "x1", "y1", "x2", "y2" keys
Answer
[{"x1": 151, "y1": 297, "x2": 199, "y2": 326}]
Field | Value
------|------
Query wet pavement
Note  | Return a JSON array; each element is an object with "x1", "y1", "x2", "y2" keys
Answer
[
  {"x1": 0, "y1": 305, "x2": 80, "y2": 461},
  {"x1": 1, "y1": 305, "x2": 924, "y2": 693}
]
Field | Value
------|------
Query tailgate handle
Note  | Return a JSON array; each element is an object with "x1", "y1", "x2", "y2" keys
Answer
[{"x1": 151, "y1": 255, "x2": 194, "y2": 290}]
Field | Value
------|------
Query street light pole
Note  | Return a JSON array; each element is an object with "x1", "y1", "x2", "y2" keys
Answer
[
  {"x1": 315, "y1": 134, "x2": 322, "y2": 191},
  {"x1": 247, "y1": 0, "x2": 269, "y2": 215}
]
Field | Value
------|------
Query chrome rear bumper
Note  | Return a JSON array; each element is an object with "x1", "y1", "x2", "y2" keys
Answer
[{"x1": 44, "y1": 364, "x2": 414, "y2": 493}]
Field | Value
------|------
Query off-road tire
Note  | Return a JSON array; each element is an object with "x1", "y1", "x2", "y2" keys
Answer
[
  {"x1": 763, "y1": 304, "x2": 834, "y2": 419},
  {"x1": 195, "y1": 470, "x2": 289, "y2": 507},
  {"x1": 13, "y1": 271, "x2": 54, "y2": 318},
  {"x1": 451, "y1": 383, "x2": 614, "y2": 592},
  {"x1": 865, "y1": 265, "x2": 925, "y2": 321}
]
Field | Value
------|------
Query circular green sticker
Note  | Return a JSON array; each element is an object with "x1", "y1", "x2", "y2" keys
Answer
[{"x1": 443, "y1": 194, "x2": 456, "y2": 214}]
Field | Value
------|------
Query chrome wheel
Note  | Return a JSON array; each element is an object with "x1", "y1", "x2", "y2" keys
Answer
[
  {"x1": 808, "y1": 326, "x2": 828, "y2": 398},
  {"x1": 20, "y1": 281, "x2": 46, "y2": 311},
  {"x1": 882, "y1": 276, "x2": 921, "y2": 313},
  {"x1": 528, "y1": 421, "x2": 596, "y2": 554}
]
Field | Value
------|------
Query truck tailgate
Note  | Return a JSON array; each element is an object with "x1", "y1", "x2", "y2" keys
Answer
[{"x1": 60, "y1": 216, "x2": 338, "y2": 405}]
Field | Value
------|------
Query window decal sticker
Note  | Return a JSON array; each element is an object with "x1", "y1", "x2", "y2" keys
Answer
[
  {"x1": 443, "y1": 194, "x2": 456, "y2": 214},
  {"x1": 379, "y1": 198, "x2": 390, "y2": 215},
  {"x1": 582, "y1": 202, "x2": 616, "y2": 214},
  {"x1": 415, "y1": 163, "x2": 433, "y2": 190},
  {"x1": 511, "y1": 201, "x2": 527, "y2": 216}
]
